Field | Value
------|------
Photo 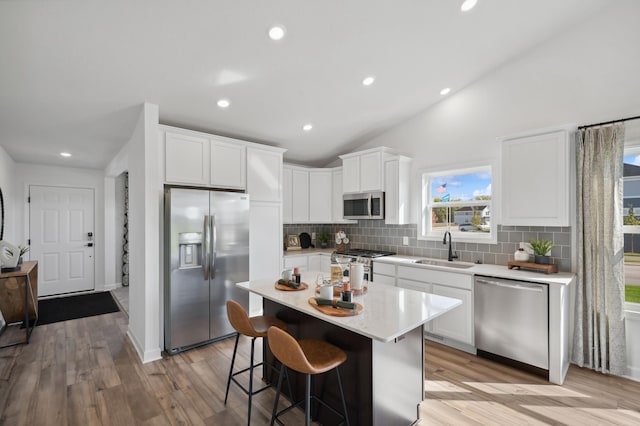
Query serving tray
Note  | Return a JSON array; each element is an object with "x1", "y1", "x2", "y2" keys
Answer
[
  {"x1": 274, "y1": 281, "x2": 309, "y2": 291},
  {"x1": 308, "y1": 297, "x2": 363, "y2": 316}
]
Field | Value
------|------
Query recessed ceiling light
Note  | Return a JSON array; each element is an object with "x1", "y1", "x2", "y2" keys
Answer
[
  {"x1": 268, "y1": 25, "x2": 286, "y2": 41},
  {"x1": 217, "y1": 99, "x2": 230, "y2": 108},
  {"x1": 362, "y1": 76, "x2": 376, "y2": 86},
  {"x1": 60, "y1": 152, "x2": 72, "y2": 157},
  {"x1": 460, "y1": 0, "x2": 478, "y2": 12},
  {"x1": 440, "y1": 87, "x2": 451, "y2": 95},
  {"x1": 303, "y1": 124, "x2": 313, "y2": 132}
]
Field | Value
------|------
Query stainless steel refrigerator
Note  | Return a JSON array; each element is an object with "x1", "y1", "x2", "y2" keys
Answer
[{"x1": 164, "y1": 187, "x2": 250, "y2": 354}]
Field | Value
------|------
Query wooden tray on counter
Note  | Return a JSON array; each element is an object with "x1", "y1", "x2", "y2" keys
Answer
[
  {"x1": 507, "y1": 261, "x2": 558, "y2": 274},
  {"x1": 308, "y1": 298, "x2": 362, "y2": 316},
  {"x1": 274, "y1": 281, "x2": 309, "y2": 291}
]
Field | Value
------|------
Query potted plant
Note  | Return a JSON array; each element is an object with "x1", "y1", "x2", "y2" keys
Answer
[
  {"x1": 316, "y1": 231, "x2": 330, "y2": 249},
  {"x1": 529, "y1": 239, "x2": 553, "y2": 264},
  {"x1": 5, "y1": 245, "x2": 29, "y2": 264}
]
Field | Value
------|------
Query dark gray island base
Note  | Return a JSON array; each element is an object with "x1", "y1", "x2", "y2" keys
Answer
[{"x1": 263, "y1": 298, "x2": 424, "y2": 426}]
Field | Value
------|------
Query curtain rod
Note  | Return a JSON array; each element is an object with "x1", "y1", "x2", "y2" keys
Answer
[{"x1": 578, "y1": 114, "x2": 640, "y2": 130}]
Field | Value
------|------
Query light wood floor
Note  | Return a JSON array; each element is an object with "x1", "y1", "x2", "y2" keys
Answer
[{"x1": 0, "y1": 309, "x2": 639, "y2": 425}]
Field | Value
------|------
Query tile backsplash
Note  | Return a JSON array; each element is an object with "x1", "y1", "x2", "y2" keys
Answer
[{"x1": 283, "y1": 222, "x2": 572, "y2": 272}]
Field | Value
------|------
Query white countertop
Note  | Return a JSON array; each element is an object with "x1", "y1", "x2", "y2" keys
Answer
[
  {"x1": 283, "y1": 248, "x2": 334, "y2": 257},
  {"x1": 374, "y1": 255, "x2": 575, "y2": 286},
  {"x1": 237, "y1": 272, "x2": 462, "y2": 343}
]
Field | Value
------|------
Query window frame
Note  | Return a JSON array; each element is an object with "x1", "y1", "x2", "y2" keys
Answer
[
  {"x1": 624, "y1": 144, "x2": 640, "y2": 307},
  {"x1": 418, "y1": 162, "x2": 497, "y2": 244}
]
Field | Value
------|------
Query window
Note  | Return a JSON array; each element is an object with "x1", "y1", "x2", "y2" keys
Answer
[
  {"x1": 623, "y1": 148, "x2": 640, "y2": 305},
  {"x1": 419, "y1": 164, "x2": 495, "y2": 242}
]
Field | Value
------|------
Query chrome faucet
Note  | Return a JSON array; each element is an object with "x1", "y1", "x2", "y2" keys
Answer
[{"x1": 443, "y1": 231, "x2": 458, "y2": 261}]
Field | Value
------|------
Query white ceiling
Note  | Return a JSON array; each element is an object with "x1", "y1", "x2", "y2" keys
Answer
[{"x1": 0, "y1": 0, "x2": 610, "y2": 169}]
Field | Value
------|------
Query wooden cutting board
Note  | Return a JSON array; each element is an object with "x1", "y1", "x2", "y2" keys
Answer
[
  {"x1": 274, "y1": 281, "x2": 309, "y2": 291},
  {"x1": 308, "y1": 297, "x2": 363, "y2": 316}
]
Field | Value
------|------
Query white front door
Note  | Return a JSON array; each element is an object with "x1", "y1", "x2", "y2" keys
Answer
[{"x1": 29, "y1": 185, "x2": 95, "y2": 297}]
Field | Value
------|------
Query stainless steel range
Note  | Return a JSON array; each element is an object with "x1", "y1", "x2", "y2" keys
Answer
[{"x1": 332, "y1": 248, "x2": 396, "y2": 281}]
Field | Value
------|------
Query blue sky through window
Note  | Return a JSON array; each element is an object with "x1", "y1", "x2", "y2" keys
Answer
[{"x1": 431, "y1": 171, "x2": 492, "y2": 202}]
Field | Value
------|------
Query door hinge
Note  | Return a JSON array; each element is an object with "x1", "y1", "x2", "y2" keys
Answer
[
  {"x1": 28, "y1": 239, "x2": 30, "y2": 245},
  {"x1": 28, "y1": 196, "x2": 30, "y2": 203}
]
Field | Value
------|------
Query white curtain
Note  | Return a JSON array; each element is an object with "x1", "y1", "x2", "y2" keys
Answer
[{"x1": 572, "y1": 123, "x2": 627, "y2": 375}]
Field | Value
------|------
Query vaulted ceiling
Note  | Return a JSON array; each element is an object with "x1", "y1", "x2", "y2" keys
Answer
[{"x1": 0, "y1": 0, "x2": 610, "y2": 169}]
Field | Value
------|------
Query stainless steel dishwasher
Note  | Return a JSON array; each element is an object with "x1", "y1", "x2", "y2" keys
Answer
[{"x1": 474, "y1": 276, "x2": 549, "y2": 370}]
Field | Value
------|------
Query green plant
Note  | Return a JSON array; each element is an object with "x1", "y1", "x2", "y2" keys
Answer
[
  {"x1": 316, "y1": 232, "x2": 330, "y2": 244},
  {"x1": 529, "y1": 239, "x2": 553, "y2": 256},
  {"x1": 5, "y1": 244, "x2": 30, "y2": 257}
]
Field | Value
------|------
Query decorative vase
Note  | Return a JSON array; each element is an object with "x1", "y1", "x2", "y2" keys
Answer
[
  {"x1": 534, "y1": 254, "x2": 550, "y2": 265},
  {"x1": 18, "y1": 256, "x2": 23, "y2": 264},
  {"x1": 514, "y1": 248, "x2": 530, "y2": 262}
]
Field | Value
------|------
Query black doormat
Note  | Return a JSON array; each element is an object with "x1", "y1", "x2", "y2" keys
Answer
[{"x1": 31, "y1": 292, "x2": 120, "y2": 326}]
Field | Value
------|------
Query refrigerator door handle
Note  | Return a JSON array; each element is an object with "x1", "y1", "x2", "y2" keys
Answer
[
  {"x1": 211, "y1": 214, "x2": 217, "y2": 279},
  {"x1": 203, "y1": 215, "x2": 210, "y2": 280}
]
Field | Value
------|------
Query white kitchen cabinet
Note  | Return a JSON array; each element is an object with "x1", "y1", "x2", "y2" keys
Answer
[
  {"x1": 309, "y1": 170, "x2": 332, "y2": 223},
  {"x1": 291, "y1": 169, "x2": 310, "y2": 223},
  {"x1": 430, "y1": 284, "x2": 472, "y2": 344},
  {"x1": 396, "y1": 265, "x2": 474, "y2": 347},
  {"x1": 384, "y1": 156, "x2": 412, "y2": 225},
  {"x1": 500, "y1": 126, "x2": 573, "y2": 226},
  {"x1": 373, "y1": 261, "x2": 396, "y2": 286},
  {"x1": 165, "y1": 131, "x2": 209, "y2": 185},
  {"x1": 308, "y1": 254, "x2": 331, "y2": 274},
  {"x1": 340, "y1": 147, "x2": 396, "y2": 194},
  {"x1": 283, "y1": 167, "x2": 293, "y2": 223},
  {"x1": 247, "y1": 147, "x2": 283, "y2": 202},
  {"x1": 284, "y1": 255, "x2": 309, "y2": 272},
  {"x1": 283, "y1": 165, "x2": 334, "y2": 224},
  {"x1": 210, "y1": 138, "x2": 246, "y2": 189}
]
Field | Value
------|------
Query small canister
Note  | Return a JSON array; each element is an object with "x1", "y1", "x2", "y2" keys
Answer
[
  {"x1": 320, "y1": 285, "x2": 334, "y2": 300},
  {"x1": 341, "y1": 290, "x2": 352, "y2": 303}
]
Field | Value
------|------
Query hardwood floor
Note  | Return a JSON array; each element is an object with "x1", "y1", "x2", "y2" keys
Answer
[{"x1": 0, "y1": 310, "x2": 639, "y2": 425}]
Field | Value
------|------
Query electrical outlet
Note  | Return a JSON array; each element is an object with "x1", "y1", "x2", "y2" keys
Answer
[
  {"x1": 519, "y1": 242, "x2": 525, "y2": 249},
  {"x1": 311, "y1": 232, "x2": 316, "y2": 240},
  {"x1": 403, "y1": 236, "x2": 409, "y2": 245}
]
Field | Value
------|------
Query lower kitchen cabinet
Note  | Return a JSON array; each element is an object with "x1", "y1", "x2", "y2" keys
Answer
[
  {"x1": 429, "y1": 284, "x2": 473, "y2": 344},
  {"x1": 376, "y1": 262, "x2": 474, "y2": 350},
  {"x1": 284, "y1": 253, "x2": 332, "y2": 275}
]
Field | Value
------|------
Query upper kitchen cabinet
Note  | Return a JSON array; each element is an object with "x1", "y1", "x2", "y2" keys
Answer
[
  {"x1": 308, "y1": 170, "x2": 332, "y2": 223},
  {"x1": 210, "y1": 138, "x2": 246, "y2": 189},
  {"x1": 164, "y1": 131, "x2": 209, "y2": 185},
  {"x1": 163, "y1": 126, "x2": 246, "y2": 189},
  {"x1": 247, "y1": 147, "x2": 283, "y2": 202},
  {"x1": 384, "y1": 156, "x2": 412, "y2": 225},
  {"x1": 283, "y1": 165, "x2": 334, "y2": 224},
  {"x1": 500, "y1": 126, "x2": 574, "y2": 226},
  {"x1": 340, "y1": 147, "x2": 397, "y2": 193}
]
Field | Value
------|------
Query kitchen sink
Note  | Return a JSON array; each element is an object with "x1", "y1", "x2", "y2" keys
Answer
[{"x1": 413, "y1": 259, "x2": 474, "y2": 269}]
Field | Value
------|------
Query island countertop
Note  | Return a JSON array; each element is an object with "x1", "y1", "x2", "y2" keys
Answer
[{"x1": 236, "y1": 272, "x2": 462, "y2": 343}]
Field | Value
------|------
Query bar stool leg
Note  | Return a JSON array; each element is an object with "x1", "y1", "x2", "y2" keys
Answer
[
  {"x1": 335, "y1": 366, "x2": 350, "y2": 426},
  {"x1": 247, "y1": 337, "x2": 257, "y2": 425},
  {"x1": 225, "y1": 333, "x2": 240, "y2": 405},
  {"x1": 305, "y1": 373, "x2": 312, "y2": 426},
  {"x1": 270, "y1": 365, "x2": 286, "y2": 426}
]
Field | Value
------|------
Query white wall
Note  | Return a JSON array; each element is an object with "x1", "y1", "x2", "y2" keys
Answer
[
  {"x1": 124, "y1": 102, "x2": 162, "y2": 364},
  {"x1": 0, "y1": 146, "x2": 15, "y2": 242},
  {"x1": 12, "y1": 163, "x2": 106, "y2": 291}
]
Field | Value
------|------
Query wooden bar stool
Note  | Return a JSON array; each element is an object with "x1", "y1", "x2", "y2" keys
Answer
[
  {"x1": 267, "y1": 326, "x2": 350, "y2": 426},
  {"x1": 225, "y1": 300, "x2": 289, "y2": 425}
]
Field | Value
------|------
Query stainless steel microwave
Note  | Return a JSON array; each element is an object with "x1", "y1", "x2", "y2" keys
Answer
[{"x1": 343, "y1": 191, "x2": 385, "y2": 220}]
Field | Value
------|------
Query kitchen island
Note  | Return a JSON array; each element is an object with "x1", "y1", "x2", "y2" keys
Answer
[{"x1": 237, "y1": 272, "x2": 461, "y2": 425}]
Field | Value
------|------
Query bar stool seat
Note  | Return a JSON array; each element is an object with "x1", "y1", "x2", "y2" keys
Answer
[
  {"x1": 225, "y1": 300, "x2": 288, "y2": 425},
  {"x1": 268, "y1": 326, "x2": 349, "y2": 426}
]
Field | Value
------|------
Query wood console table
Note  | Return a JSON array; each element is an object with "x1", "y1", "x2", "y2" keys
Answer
[{"x1": 0, "y1": 261, "x2": 38, "y2": 348}]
